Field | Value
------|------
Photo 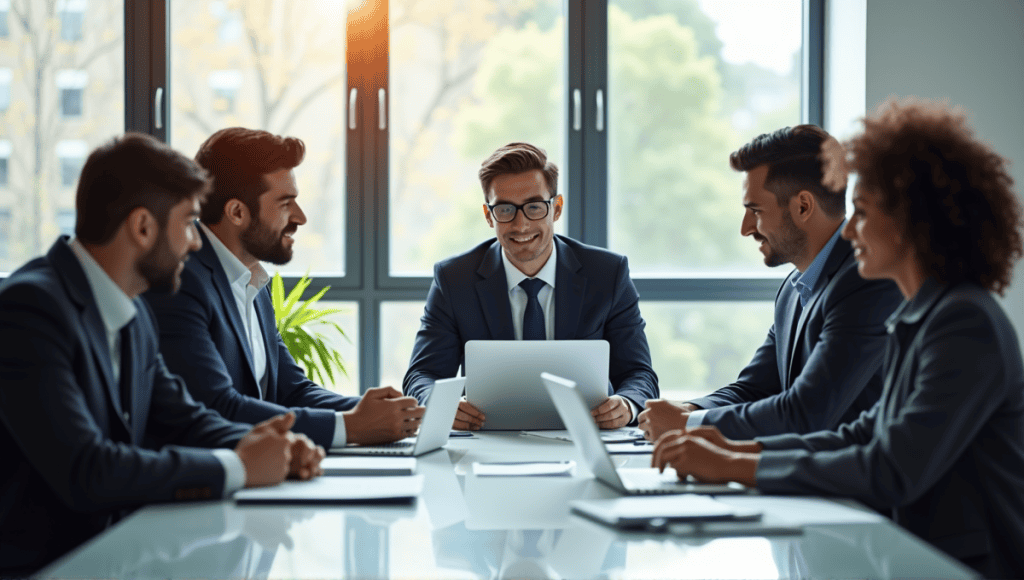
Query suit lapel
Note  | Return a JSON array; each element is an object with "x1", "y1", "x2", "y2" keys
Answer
[
  {"x1": 475, "y1": 242, "x2": 515, "y2": 340},
  {"x1": 775, "y1": 280, "x2": 801, "y2": 387},
  {"x1": 122, "y1": 319, "x2": 144, "y2": 442},
  {"x1": 46, "y1": 239, "x2": 127, "y2": 426},
  {"x1": 196, "y1": 227, "x2": 259, "y2": 384},
  {"x1": 786, "y1": 238, "x2": 854, "y2": 383},
  {"x1": 554, "y1": 238, "x2": 585, "y2": 339},
  {"x1": 255, "y1": 290, "x2": 279, "y2": 399}
]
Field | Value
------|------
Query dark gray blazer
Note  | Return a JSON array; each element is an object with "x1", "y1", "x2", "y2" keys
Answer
[
  {"x1": 402, "y1": 235, "x2": 658, "y2": 408},
  {"x1": 0, "y1": 238, "x2": 251, "y2": 575},
  {"x1": 689, "y1": 236, "x2": 903, "y2": 438},
  {"x1": 756, "y1": 279, "x2": 1024, "y2": 578}
]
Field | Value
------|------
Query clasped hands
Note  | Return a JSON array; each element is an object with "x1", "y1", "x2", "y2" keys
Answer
[
  {"x1": 234, "y1": 412, "x2": 326, "y2": 488},
  {"x1": 453, "y1": 394, "x2": 633, "y2": 430}
]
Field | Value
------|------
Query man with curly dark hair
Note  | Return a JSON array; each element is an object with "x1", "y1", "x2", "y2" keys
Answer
[{"x1": 650, "y1": 99, "x2": 1024, "y2": 578}]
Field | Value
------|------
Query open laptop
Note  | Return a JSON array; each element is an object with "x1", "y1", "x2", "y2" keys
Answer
[
  {"x1": 541, "y1": 373, "x2": 746, "y2": 495},
  {"x1": 331, "y1": 377, "x2": 464, "y2": 456},
  {"x1": 465, "y1": 340, "x2": 609, "y2": 430}
]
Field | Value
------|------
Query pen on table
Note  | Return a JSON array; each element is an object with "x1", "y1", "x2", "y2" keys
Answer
[{"x1": 633, "y1": 439, "x2": 653, "y2": 446}]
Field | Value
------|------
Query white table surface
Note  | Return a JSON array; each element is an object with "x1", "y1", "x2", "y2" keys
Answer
[{"x1": 39, "y1": 432, "x2": 977, "y2": 579}]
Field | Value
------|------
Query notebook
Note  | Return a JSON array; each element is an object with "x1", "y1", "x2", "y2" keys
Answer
[
  {"x1": 541, "y1": 372, "x2": 746, "y2": 495},
  {"x1": 465, "y1": 340, "x2": 609, "y2": 430},
  {"x1": 331, "y1": 377, "x2": 464, "y2": 456},
  {"x1": 234, "y1": 475, "x2": 423, "y2": 504}
]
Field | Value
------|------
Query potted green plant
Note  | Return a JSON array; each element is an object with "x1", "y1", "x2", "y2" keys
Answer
[{"x1": 271, "y1": 272, "x2": 349, "y2": 387}]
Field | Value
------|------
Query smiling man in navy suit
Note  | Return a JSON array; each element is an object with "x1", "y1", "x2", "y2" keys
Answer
[
  {"x1": 402, "y1": 142, "x2": 658, "y2": 430},
  {"x1": 638, "y1": 125, "x2": 903, "y2": 441},
  {"x1": 0, "y1": 134, "x2": 320, "y2": 576},
  {"x1": 145, "y1": 128, "x2": 425, "y2": 451}
]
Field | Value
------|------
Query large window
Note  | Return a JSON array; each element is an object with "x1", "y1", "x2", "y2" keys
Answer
[
  {"x1": 0, "y1": 0, "x2": 122, "y2": 273},
  {"x1": 1, "y1": 1, "x2": 821, "y2": 395}
]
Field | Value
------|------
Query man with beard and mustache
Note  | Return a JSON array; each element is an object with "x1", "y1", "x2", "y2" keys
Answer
[
  {"x1": 638, "y1": 125, "x2": 903, "y2": 442},
  {"x1": 0, "y1": 133, "x2": 323, "y2": 576},
  {"x1": 403, "y1": 142, "x2": 659, "y2": 430},
  {"x1": 145, "y1": 128, "x2": 425, "y2": 450}
]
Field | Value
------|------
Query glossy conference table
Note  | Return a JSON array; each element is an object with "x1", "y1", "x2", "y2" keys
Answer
[{"x1": 40, "y1": 433, "x2": 976, "y2": 579}]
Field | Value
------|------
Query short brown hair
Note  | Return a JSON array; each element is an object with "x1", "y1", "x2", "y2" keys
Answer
[
  {"x1": 478, "y1": 142, "x2": 559, "y2": 199},
  {"x1": 729, "y1": 125, "x2": 846, "y2": 218},
  {"x1": 75, "y1": 133, "x2": 210, "y2": 245},
  {"x1": 194, "y1": 127, "x2": 305, "y2": 225},
  {"x1": 849, "y1": 98, "x2": 1023, "y2": 295}
]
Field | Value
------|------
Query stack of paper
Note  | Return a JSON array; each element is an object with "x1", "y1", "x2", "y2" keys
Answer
[
  {"x1": 320, "y1": 456, "x2": 416, "y2": 476},
  {"x1": 234, "y1": 475, "x2": 424, "y2": 504}
]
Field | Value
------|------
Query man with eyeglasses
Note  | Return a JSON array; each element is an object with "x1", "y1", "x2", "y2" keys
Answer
[{"x1": 402, "y1": 142, "x2": 658, "y2": 430}]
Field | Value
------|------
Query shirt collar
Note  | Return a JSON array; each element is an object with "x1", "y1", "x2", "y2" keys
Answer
[
  {"x1": 68, "y1": 238, "x2": 137, "y2": 333},
  {"x1": 885, "y1": 277, "x2": 947, "y2": 333},
  {"x1": 200, "y1": 222, "x2": 270, "y2": 292},
  {"x1": 791, "y1": 220, "x2": 846, "y2": 301},
  {"x1": 503, "y1": 245, "x2": 558, "y2": 293}
]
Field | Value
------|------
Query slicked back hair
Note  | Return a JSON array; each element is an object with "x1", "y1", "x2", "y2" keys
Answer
[
  {"x1": 194, "y1": 127, "x2": 305, "y2": 225},
  {"x1": 478, "y1": 142, "x2": 559, "y2": 200},
  {"x1": 729, "y1": 125, "x2": 846, "y2": 218},
  {"x1": 75, "y1": 133, "x2": 210, "y2": 245}
]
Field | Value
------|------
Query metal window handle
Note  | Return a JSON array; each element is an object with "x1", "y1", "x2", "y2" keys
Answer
[
  {"x1": 573, "y1": 89, "x2": 581, "y2": 131},
  {"x1": 154, "y1": 87, "x2": 163, "y2": 130},
  {"x1": 596, "y1": 89, "x2": 604, "y2": 132},
  {"x1": 348, "y1": 88, "x2": 357, "y2": 130},
  {"x1": 378, "y1": 88, "x2": 386, "y2": 130}
]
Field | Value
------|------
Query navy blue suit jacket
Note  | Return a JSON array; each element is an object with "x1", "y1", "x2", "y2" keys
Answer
[
  {"x1": 756, "y1": 279, "x2": 1024, "y2": 578},
  {"x1": 144, "y1": 227, "x2": 358, "y2": 449},
  {"x1": 690, "y1": 237, "x2": 903, "y2": 438},
  {"x1": 402, "y1": 235, "x2": 658, "y2": 408},
  {"x1": 0, "y1": 238, "x2": 250, "y2": 574}
]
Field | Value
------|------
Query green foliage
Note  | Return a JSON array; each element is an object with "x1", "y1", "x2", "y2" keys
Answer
[{"x1": 271, "y1": 272, "x2": 350, "y2": 387}]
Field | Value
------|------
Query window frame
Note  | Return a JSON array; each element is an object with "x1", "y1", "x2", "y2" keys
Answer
[{"x1": 127, "y1": 0, "x2": 823, "y2": 393}]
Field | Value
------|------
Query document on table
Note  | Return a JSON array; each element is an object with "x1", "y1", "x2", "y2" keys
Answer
[
  {"x1": 472, "y1": 461, "x2": 575, "y2": 476},
  {"x1": 234, "y1": 475, "x2": 423, "y2": 504},
  {"x1": 320, "y1": 456, "x2": 416, "y2": 476}
]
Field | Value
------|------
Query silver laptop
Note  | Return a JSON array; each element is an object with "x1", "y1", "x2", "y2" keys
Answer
[
  {"x1": 331, "y1": 377, "x2": 464, "y2": 456},
  {"x1": 541, "y1": 373, "x2": 746, "y2": 495},
  {"x1": 465, "y1": 340, "x2": 609, "y2": 430}
]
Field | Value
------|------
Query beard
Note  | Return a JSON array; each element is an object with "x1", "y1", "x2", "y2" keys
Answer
[
  {"x1": 240, "y1": 218, "x2": 296, "y2": 265},
  {"x1": 139, "y1": 231, "x2": 185, "y2": 293},
  {"x1": 758, "y1": 209, "x2": 807, "y2": 267}
]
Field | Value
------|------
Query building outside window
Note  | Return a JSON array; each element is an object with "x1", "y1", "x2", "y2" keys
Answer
[
  {"x1": 57, "y1": 70, "x2": 88, "y2": 118},
  {"x1": 56, "y1": 209, "x2": 76, "y2": 237},
  {"x1": 56, "y1": 140, "x2": 87, "y2": 188},
  {"x1": 0, "y1": 140, "x2": 10, "y2": 187},
  {"x1": 57, "y1": 0, "x2": 87, "y2": 42},
  {"x1": 0, "y1": 68, "x2": 11, "y2": 113},
  {"x1": 0, "y1": 209, "x2": 11, "y2": 260},
  {"x1": 0, "y1": 0, "x2": 10, "y2": 39}
]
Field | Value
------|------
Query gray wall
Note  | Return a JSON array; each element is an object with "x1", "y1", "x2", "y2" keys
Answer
[{"x1": 830, "y1": 0, "x2": 1024, "y2": 353}]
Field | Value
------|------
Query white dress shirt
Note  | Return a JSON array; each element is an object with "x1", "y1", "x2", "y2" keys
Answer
[
  {"x1": 500, "y1": 249, "x2": 638, "y2": 421},
  {"x1": 68, "y1": 238, "x2": 246, "y2": 496},
  {"x1": 200, "y1": 224, "x2": 348, "y2": 447}
]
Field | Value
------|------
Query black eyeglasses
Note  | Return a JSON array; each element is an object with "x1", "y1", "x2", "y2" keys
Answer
[{"x1": 487, "y1": 197, "x2": 558, "y2": 223}]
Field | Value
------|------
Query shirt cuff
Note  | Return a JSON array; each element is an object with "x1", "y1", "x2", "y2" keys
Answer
[
  {"x1": 332, "y1": 412, "x2": 348, "y2": 448},
  {"x1": 213, "y1": 449, "x2": 246, "y2": 497},
  {"x1": 621, "y1": 396, "x2": 641, "y2": 425},
  {"x1": 686, "y1": 409, "x2": 708, "y2": 429}
]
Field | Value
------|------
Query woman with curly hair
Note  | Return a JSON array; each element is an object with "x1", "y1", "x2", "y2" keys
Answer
[{"x1": 652, "y1": 98, "x2": 1024, "y2": 577}]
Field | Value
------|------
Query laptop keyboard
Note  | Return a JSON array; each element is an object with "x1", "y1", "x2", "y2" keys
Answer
[{"x1": 370, "y1": 441, "x2": 415, "y2": 449}]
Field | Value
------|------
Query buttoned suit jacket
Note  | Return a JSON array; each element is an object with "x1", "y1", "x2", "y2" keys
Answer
[
  {"x1": 402, "y1": 235, "x2": 658, "y2": 408},
  {"x1": 0, "y1": 237, "x2": 250, "y2": 574},
  {"x1": 144, "y1": 227, "x2": 359, "y2": 449},
  {"x1": 756, "y1": 280, "x2": 1024, "y2": 578},
  {"x1": 689, "y1": 237, "x2": 903, "y2": 438}
]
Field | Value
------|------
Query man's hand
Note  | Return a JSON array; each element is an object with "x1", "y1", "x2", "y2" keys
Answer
[
  {"x1": 679, "y1": 425, "x2": 763, "y2": 454},
  {"x1": 591, "y1": 395, "x2": 632, "y2": 429},
  {"x1": 287, "y1": 432, "x2": 325, "y2": 480},
  {"x1": 454, "y1": 397, "x2": 485, "y2": 431},
  {"x1": 344, "y1": 386, "x2": 425, "y2": 445},
  {"x1": 235, "y1": 412, "x2": 295, "y2": 488},
  {"x1": 638, "y1": 399, "x2": 692, "y2": 441},
  {"x1": 651, "y1": 429, "x2": 760, "y2": 487}
]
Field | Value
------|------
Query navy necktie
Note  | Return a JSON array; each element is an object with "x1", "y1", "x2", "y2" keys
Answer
[{"x1": 519, "y1": 278, "x2": 546, "y2": 340}]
